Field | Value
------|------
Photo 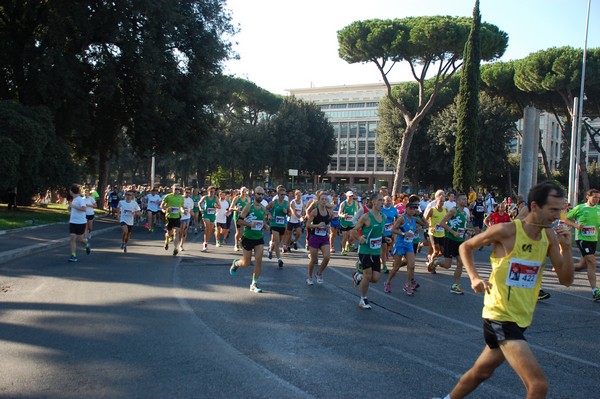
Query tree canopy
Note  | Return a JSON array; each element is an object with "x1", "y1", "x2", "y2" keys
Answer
[{"x1": 338, "y1": 15, "x2": 508, "y2": 194}]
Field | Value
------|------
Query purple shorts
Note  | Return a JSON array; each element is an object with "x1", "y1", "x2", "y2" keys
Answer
[{"x1": 308, "y1": 234, "x2": 329, "y2": 249}]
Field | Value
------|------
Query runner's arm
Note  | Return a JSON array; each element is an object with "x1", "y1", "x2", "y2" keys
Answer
[{"x1": 546, "y1": 227, "x2": 574, "y2": 286}]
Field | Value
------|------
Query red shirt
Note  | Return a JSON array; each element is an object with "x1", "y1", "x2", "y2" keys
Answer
[{"x1": 488, "y1": 211, "x2": 511, "y2": 225}]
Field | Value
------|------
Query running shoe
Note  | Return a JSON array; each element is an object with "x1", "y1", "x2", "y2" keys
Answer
[
  {"x1": 410, "y1": 279, "x2": 420, "y2": 290},
  {"x1": 384, "y1": 281, "x2": 392, "y2": 293},
  {"x1": 316, "y1": 273, "x2": 324, "y2": 284},
  {"x1": 234, "y1": 245, "x2": 240, "y2": 252},
  {"x1": 427, "y1": 260, "x2": 437, "y2": 274},
  {"x1": 341, "y1": 249, "x2": 348, "y2": 256},
  {"x1": 123, "y1": 245, "x2": 127, "y2": 254},
  {"x1": 216, "y1": 240, "x2": 221, "y2": 247},
  {"x1": 249, "y1": 282, "x2": 263, "y2": 293},
  {"x1": 403, "y1": 284, "x2": 414, "y2": 296},
  {"x1": 201, "y1": 243, "x2": 207, "y2": 252},
  {"x1": 121, "y1": 242, "x2": 125, "y2": 250},
  {"x1": 230, "y1": 259, "x2": 239, "y2": 276},
  {"x1": 293, "y1": 242, "x2": 298, "y2": 250},
  {"x1": 306, "y1": 277, "x2": 314, "y2": 286},
  {"x1": 173, "y1": 248, "x2": 178, "y2": 256},
  {"x1": 352, "y1": 271, "x2": 362, "y2": 288},
  {"x1": 593, "y1": 289, "x2": 600, "y2": 302},
  {"x1": 538, "y1": 289, "x2": 551, "y2": 300},
  {"x1": 358, "y1": 297, "x2": 371, "y2": 309},
  {"x1": 86, "y1": 243, "x2": 91, "y2": 255},
  {"x1": 330, "y1": 248, "x2": 336, "y2": 253},
  {"x1": 278, "y1": 259, "x2": 284, "y2": 268},
  {"x1": 68, "y1": 255, "x2": 78, "y2": 262},
  {"x1": 144, "y1": 223, "x2": 149, "y2": 229},
  {"x1": 450, "y1": 284, "x2": 465, "y2": 295},
  {"x1": 268, "y1": 250, "x2": 273, "y2": 259},
  {"x1": 149, "y1": 228, "x2": 154, "y2": 233},
  {"x1": 164, "y1": 239, "x2": 169, "y2": 251},
  {"x1": 382, "y1": 264, "x2": 389, "y2": 274},
  {"x1": 355, "y1": 260, "x2": 363, "y2": 273},
  {"x1": 169, "y1": 236, "x2": 173, "y2": 242}
]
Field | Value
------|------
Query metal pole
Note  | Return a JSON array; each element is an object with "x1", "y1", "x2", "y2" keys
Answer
[
  {"x1": 568, "y1": 98, "x2": 579, "y2": 206},
  {"x1": 151, "y1": 156, "x2": 156, "y2": 189},
  {"x1": 575, "y1": 0, "x2": 591, "y2": 201}
]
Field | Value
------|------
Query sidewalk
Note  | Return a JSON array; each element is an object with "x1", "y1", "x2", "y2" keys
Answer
[{"x1": 0, "y1": 218, "x2": 120, "y2": 265}]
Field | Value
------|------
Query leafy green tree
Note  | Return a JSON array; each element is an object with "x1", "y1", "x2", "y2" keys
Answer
[
  {"x1": 0, "y1": 101, "x2": 77, "y2": 203},
  {"x1": 453, "y1": 0, "x2": 481, "y2": 194},
  {"x1": 427, "y1": 93, "x2": 518, "y2": 192},
  {"x1": 338, "y1": 16, "x2": 508, "y2": 194}
]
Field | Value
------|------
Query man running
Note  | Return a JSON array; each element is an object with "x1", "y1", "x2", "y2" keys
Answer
[
  {"x1": 179, "y1": 188, "x2": 195, "y2": 251},
  {"x1": 229, "y1": 186, "x2": 269, "y2": 293},
  {"x1": 339, "y1": 191, "x2": 359, "y2": 255},
  {"x1": 439, "y1": 193, "x2": 470, "y2": 295},
  {"x1": 565, "y1": 188, "x2": 600, "y2": 301},
  {"x1": 306, "y1": 192, "x2": 333, "y2": 285},
  {"x1": 351, "y1": 193, "x2": 390, "y2": 309},
  {"x1": 160, "y1": 185, "x2": 184, "y2": 256},
  {"x1": 424, "y1": 190, "x2": 447, "y2": 273},
  {"x1": 67, "y1": 184, "x2": 91, "y2": 262},
  {"x1": 469, "y1": 192, "x2": 486, "y2": 236},
  {"x1": 199, "y1": 186, "x2": 220, "y2": 252},
  {"x1": 83, "y1": 188, "x2": 97, "y2": 240},
  {"x1": 117, "y1": 190, "x2": 142, "y2": 253},
  {"x1": 266, "y1": 185, "x2": 288, "y2": 268},
  {"x1": 144, "y1": 187, "x2": 162, "y2": 233},
  {"x1": 230, "y1": 187, "x2": 250, "y2": 251},
  {"x1": 284, "y1": 189, "x2": 305, "y2": 252},
  {"x1": 441, "y1": 181, "x2": 574, "y2": 399}
]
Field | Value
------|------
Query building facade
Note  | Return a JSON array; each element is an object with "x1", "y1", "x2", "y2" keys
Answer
[
  {"x1": 512, "y1": 110, "x2": 563, "y2": 172},
  {"x1": 287, "y1": 83, "x2": 394, "y2": 192}
]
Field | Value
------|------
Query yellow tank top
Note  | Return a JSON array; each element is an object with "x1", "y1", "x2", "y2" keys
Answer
[
  {"x1": 428, "y1": 207, "x2": 447, "y2": 238},
  {"x1": 482, "y1": 219, "x2": 549, "y2": 328}
]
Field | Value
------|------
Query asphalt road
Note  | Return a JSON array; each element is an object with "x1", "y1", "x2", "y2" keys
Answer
[{"x1": 0, "y1": 226, "x2": 598, "y2": 398}]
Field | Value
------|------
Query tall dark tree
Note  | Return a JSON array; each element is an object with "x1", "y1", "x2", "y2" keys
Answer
[{"x1": 453, "y1": 0, "x2": 481, "y2": 193}]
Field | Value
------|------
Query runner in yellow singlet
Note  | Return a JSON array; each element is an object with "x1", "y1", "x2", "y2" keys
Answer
[{"x1": 441, "y1": 181, "x2": 574, "y2": 399}]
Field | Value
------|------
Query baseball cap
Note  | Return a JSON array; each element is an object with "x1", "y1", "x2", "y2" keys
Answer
[{"x1": 345, "y1": 190, "x2": 354, "y2": 197}]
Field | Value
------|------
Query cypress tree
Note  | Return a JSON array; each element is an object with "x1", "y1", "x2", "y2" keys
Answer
[{"x1": 453, "y1": 0, "x2": 481, "y2": 193}]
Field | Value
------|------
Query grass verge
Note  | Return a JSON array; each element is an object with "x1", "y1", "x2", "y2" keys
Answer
[{"x1": 0, "y1": 203, "x2": 106, "y2": 230}]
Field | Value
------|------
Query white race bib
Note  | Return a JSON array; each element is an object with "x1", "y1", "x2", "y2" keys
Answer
[
  {"x1": 315, "y1": 226, "x2": 328, "y2": 236},
  {"x1": 369, "y1": 237, "x2": 382, "y2": 250},
  {"x1": 384, "y1": 223, "x2": 392, "y2": 233},
  {"x1": 456, "y1": 228, "x2": 465, "y2": 238},
  {"x1": 275, "y1": 216, "x2": 285, "y2": 225},
  {"x1": 434, "y1": 224, "x2": 445, "y2": 233},
  {"x1": 506, "y1": 258, "x2": 542, "y2": 289},
  {"x1": 345, "y1": 215, "x2": 354, "y2": 222},
  {"x1": 404, "y1": 231, "x2": 415, "y2": 243},
  {"x1": 582, "y1": 226, "x2": 596, "y2": 237},
  {"x1": 251, "y1": 220, "x2": 264, "y2": 231},
  {"x1": 476, "y1": 205, "x2": 484, "y2": 212},
  {"x1": 169, "y1": 207, "x2": 180, "y2": 214},
  {"x1": 207, "y1": 208, "x2": 216, "y2": 215}
]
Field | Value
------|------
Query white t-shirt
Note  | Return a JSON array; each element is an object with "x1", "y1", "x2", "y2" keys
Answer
[
  {"x1": 289, "y1": 199, "x2": 304, "y2": 223},
  {"x1": 485, "y1": 197, "x2": 496, "y2": 214},
  {"x1": 181, "y1": 197, "x2": 195, "y2": 221},
  {"x1": 216, "y1": 199, "x2": 230, "y2": 224},
  {"x1": 302, "y1": 193, "x2": 316, "y2": 204},
  {"x1": 443, "y1": 200, "x2": 457, "y2": 211},
  {"x1": 69, "y1": 196, "x2": 87, "y2": 224},
  {"x1": 145, "y1": 193, "x2": 162, "y2": 212},
  {"x1": 84, "y1": 196, "x2": 96, "y2": 216},
  {"x1": 119, "y1": 200, "x2": 141, "y2": 226}
]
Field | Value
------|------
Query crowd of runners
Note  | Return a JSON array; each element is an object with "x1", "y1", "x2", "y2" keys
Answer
[{"x1": 63, "y1": 180, "x2": 599, "y2": 398}]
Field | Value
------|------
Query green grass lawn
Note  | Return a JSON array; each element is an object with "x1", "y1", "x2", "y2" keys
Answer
[{"x1": 0, "y1": 203, "x2": 106, "y2": 230}]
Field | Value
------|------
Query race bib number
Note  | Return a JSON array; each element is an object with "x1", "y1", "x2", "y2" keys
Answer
[
  {"x1": 369, "y1": 237, "x2": 382, "y2": 250},
  {"x1": 506, "y1": 258, "x2": 542, "y2": 289},
  {"x1": 434, "y1": 224, "x2": 445, "y2": 233},
  {"x1": 456, "y1": 228, "x2": 465, "y2": 238},
  {"x1": 582, "y1": 226, "x2": 596, "y2": 237},
  {"x1": 476, "y1": 205, "x2": 484, "y2": 212},
  {"x1": 404, "y1": 231, "x2": 415, "y2": 243},
  {"x1": 333, "y1": 211, "x2": 339, "y2": 218},
  {"x1": 124, "y1": 209, "x2": 132, "y2": 214},
  {"x1": 345, "y1": 215, "x2": 354, "y2": 222},
  {"x1": 169, "y1": 207, "x2": 180, "y2": 214},
  {"x1": 275, "y1": 216, "x2": 285, "y2": 225},
  {"x1": 251, "y1": 220, "x2": 264, "y2": 231},
  {"x1": 384, "y1": 223, "x2": 392, "y2": 233},
  {"x1": 206, "y1": 208, "x2": 216, "y2": 215},
  {"x1": 315, "y1": 226, "x2": 328, "y2": 236}
]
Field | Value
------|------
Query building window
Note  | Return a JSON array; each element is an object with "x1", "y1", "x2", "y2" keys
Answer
[
  {"x1": 349, "y1": 140, "x2": 356, "y2": 154},
  {"x1": 376, "y1": 158, "x2": 384, "y2": 170},
  {"x1": 367, "y1": 158, "x2": 374, "y2": 171},
  {"x1": 366, "y1": 102, "x2": 378, "y2": 107},
  {"x1": 339, "y1": 140, "x2": 347, "y2": 154},
  {"x1": 349, "y1": 158, "x2": 356, "y2": 170},
  {"x1": 348, "y1": 103, "x2": 365, "y2": 108},
  {"x1": 349, "y1": 122, "x2": 357, "y2": 138},
  {"x1": 339, "y1": 157, "x2": 347, "y2": 170},
  {"x1": 330, "y1": 103, "x2": 346, "y2": 109},
  {"x1": 368, "y1": 141, "x2": 375, "y2": 155},
  {"x1": 358, "y1": 157, "x2": 365, "y2": 171},
  {"x1": 332, "y1": 123, "x2": 340, "y2": 139},
  {"x1": 359, "y1": 122, "x2": 367, "y2": 138},
  {"x1": 358, "y1": 141, "x2": 366, "y2": 153},
  {"x1": 330, "y1": 158, "x2": 337, "y2": 170},
  {"x1": 368, "y1": 122, "x2": 377, "y2": 138},
  {"x1": 340, "y1": 123, "x2": 348, "y2": 138}
]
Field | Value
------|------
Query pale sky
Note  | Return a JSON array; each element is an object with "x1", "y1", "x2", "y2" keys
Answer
[{"x1": 223, "y1": 0, "x2": 599, "y2": 95}]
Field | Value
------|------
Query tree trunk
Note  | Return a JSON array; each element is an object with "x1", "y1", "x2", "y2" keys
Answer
[
  {"x1": 392, "y1": 126, "x2": 417, "y2": 195},
  {"x1": 97, "y1": 151, "x2": 110, "y2": 208},
  {"x1": 538, "y1": 137, "x2": 552, "y2": 178}
]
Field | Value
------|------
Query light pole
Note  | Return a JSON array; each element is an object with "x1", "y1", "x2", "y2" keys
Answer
[{"x1": 568, "y1": 0, "x2": 591, "y2": 206}]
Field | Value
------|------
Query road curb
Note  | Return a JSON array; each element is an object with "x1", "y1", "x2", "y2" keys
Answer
[{"x1": 0, "y1": 224, "x2": 119, "y2": 265}]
